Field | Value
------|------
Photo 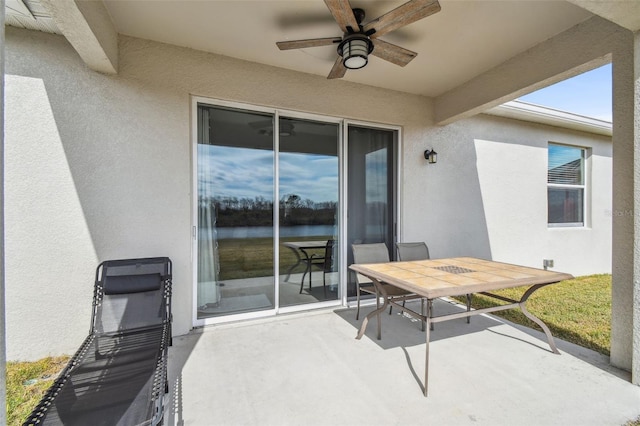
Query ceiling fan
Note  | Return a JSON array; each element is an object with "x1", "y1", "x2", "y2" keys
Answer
[{"x1": 276, "y1": 0, "x2": 441, "y2": 79}]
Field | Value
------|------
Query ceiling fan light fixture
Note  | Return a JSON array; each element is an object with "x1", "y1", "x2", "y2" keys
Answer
[{"x1": 338, "y1": 34, "x2": 373, "y2": 70}]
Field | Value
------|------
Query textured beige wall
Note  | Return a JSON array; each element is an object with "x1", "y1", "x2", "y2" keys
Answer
[
  {"x1": 4, "y1": 26, "x2": 615, "y2": 362},
  {"x1": 634, "y1": 30, "x2": 640, "y2": 385},
  {"x1": 401, "y1": 114, "x2": 612, "y2": 275},
  {"x1": 4, "y1": 28, "x2": 431, "y2": 360},
  {"x1": 610, "y1": 29, "x2": 640, "y2": 380},
  {"x1": 1, "y1": 3, "x2": 6, "y2": 424}
]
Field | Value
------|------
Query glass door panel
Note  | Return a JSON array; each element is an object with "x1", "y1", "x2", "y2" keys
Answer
[
  {"x1": 196, "y1": 104, "x2": 275, "y2": 318},
  {"x1": 278, "y1": 117, "x2": 340, "y2": 306},
  {"x1": 346, "y1": 125, "x2": 396, "y2": 297}
]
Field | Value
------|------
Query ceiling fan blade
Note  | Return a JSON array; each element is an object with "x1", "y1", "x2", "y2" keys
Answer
[
  {"x1": 327, "y1": 56, "x2": 347, "y2": 79},
  {"x1": 277, "y1": 37, "x2": 342, "y2": 50},
  {"x1": 364, "y1": 0, "x2": 441, "y2": 38},
  {"x1": 324, "y1": 0, "x2": 359, "y2": 33},
  {"x1": 371, "y1": 39, "x2": 417, "y2": 67}
]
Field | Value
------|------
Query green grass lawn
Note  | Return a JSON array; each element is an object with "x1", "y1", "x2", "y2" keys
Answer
[
  {"x1": 6, "y1": 356, "x2": 69, "y2": 426},
  {"x1": 452, "y1": 274, "x2": 611, "y2": 355},
  {"x1": 218, "y1": 236, "x2": 330, "y2": 280},
  {"x1": 5, "y1": 273, "x2": 631, "y2": 425}
]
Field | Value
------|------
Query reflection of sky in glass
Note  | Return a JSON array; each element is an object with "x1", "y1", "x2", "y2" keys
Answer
[
  {"x1": 548, "y1": 144, "x2": 584, "y2": 185},
  {"x1": 548, "y1": 144, "x2": 582, "y2": 170},
  {"x1": 198, "y1": 144, "x2": 273, "y2": 199},
  {"x1": 199, "y1": 144, "x2": 338, "y2": 202},
  {"x1": 279, "y1": 152, "x2": 338, "y2": 202}
]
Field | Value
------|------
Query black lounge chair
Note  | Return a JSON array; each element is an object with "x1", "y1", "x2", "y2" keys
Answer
[{"x1": 25, "y1": 257, "x2": 173, "y2": 426}]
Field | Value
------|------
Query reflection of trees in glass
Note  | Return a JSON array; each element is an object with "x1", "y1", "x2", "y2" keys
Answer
[
  {"x1": 199, "y1": 194, "x2": 336, "y2": 227},
  {"x1": 280, "y1": 193, "x2": 336, "y2": 227}
]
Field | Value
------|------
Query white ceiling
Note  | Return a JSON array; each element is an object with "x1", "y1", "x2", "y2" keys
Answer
[
  {"x1": 101, "y1": 1, "x2": 594, "y2": 98},
  {"x1": 4, "y1": 1, "x2": 595, "y2": 98}
]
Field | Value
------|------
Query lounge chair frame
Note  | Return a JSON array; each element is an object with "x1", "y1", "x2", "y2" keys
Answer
[{"x1": 25, "y1": 257, "x2": 172, "y2": 426}]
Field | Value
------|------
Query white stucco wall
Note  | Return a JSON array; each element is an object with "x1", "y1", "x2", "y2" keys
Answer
[
  {"x1": 472, "y1": 116, "x2": 611, "y2": 274},
  {"x1": 4, "y1": 28, "x2": 432, "y2": 361},
  {"x1": 400, "y1": 114, "x2": 612, "y2": 275},
  {"x1": 4, "y1": 27, "x2": 612, "y2": 361}
]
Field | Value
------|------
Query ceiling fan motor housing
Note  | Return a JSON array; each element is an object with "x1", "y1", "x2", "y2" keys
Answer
[{"x1": 351, "y1": 8, "x2": 366, "y2": 26}]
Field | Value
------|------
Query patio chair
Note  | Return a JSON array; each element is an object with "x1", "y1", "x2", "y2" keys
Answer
[
  {"x1": 300, "y1": 239, "x2": 335, "y2": 298},
  {"x1": 396, "y1": 241, "x2": 471, "y2": 328},
  {"x1": 396, "y1": 241, "x2": 430, "y2": 261},
  {"x1": 397, "y1": 242, "x2": 431, "y2": 328},
  {"x1": 25, "y1": 257, "x2": 173, "y2": 426},
  {"x1": 352, "y1": 243, "x2": 423, "y2": 328}
]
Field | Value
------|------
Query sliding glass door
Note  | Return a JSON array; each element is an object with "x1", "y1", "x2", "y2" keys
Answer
[
  {"x1": 346, "y1": 124, "x2": 397, "y2": 297},
  {"x1": 196, "y1": 105, "x2": 276, "y2": 318},
  {"x1": 195, "y1": 100, "x2": 398, "y2": 319},
  {"x1": 196, "y1": 102, "x2": 342, "y2": 320},
  {"x1": 278, "y1": 117, "x2": 339, "y2": 307}
]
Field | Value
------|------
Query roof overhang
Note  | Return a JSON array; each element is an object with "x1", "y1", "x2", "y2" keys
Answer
[
  {"x1": 4, "y1": 1, "x2": 637, "y2": 124},
  {"x1": 486, "y1": 100, "x2": 612, "y2": 136}
]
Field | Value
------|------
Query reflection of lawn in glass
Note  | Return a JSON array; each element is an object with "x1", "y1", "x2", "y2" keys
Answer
[{"x1": 218, "y1": 235, "x2": 333, "y2": 281}]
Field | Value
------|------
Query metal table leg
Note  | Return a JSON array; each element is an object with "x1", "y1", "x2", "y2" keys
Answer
[
  {"x1": 518, "y1": 284, "x2": 560, "y2": 354},
  {"x1": 424, "y1": 297, "x2": 431, "y2": 397},
  {"x1": 284, "y1": 247, "x2": 303, "y2": 282},
  {"x1": 299, "y1": 248, "x2": 313, "y2": 290},
  {"x1": 356, "y1": 280, "x2": 561, "y2": 397},
  {"x1": 355, "y1": 278, "x2": 389, "y2": 341}
]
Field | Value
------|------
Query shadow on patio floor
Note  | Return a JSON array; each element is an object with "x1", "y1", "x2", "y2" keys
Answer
[{"x1": 166, "y1": 301, "x2": 640, "y2": 425}]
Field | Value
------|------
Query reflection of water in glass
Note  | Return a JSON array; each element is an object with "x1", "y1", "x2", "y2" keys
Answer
[{"x1": 208, "y1": 224, "x2": 334, "y2": 239}]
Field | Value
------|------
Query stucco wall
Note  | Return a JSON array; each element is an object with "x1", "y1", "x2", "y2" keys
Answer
[
  {"x1": 4, "y1": 28, "x2": 432, "y2": 360},
  {"x1": 400, "y1": 114, "x2": 611, "y2": 274},
  {"x1": 5, "y1": 27, "x2": 612, "y2": 361}
]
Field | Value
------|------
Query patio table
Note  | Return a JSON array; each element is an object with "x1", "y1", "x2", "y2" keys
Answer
[
  {"x1": 282, "y1": 240, "x2": 328, "y2": 284},
  {"x1": 349, "y1": 257, "x2": 573, "y2": 396}
]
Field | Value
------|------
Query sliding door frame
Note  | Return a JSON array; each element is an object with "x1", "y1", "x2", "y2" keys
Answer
[
  {"x1": 191, "y1": 96, "x2": 403, "y2": 326},
  {"x1": 341, "y1": 119, "x2": 402, "y2": 306}
]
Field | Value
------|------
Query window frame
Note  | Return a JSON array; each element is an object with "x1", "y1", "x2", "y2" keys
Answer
[{"x1": 547, "y1": 142, "x2": 588, "y2": 228}]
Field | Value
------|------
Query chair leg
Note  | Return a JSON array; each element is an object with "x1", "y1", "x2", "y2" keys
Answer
[
  {"x1": 428, "y1": 299, "x2": 434, "y2": 331},
  {"x1": 323, "y1": 271, "x2": 327, "y2": 299},
  {"x1": 390, "y1": 299, "x2": 406, "y2": 315},
  {"x1": 356, "y1": 284, "x2": 361, "y2": 320}
]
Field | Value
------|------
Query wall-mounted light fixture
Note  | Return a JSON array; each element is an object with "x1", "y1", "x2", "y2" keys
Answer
[{"x1": 424, "y1": 149, "x2": 437, "y2": 164}]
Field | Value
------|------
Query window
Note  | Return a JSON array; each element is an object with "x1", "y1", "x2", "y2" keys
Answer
[{"x1": 547, "y1": 143, "x2": 586, "y2": 227}]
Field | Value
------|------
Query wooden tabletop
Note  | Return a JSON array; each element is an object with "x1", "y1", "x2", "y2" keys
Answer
[{"x1": 349, "y1": 257, "x2": 573, "y2": 299}]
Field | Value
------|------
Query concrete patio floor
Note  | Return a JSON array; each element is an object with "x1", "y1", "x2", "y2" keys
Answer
[{"x1": 166, "y1": 299, "x2": 640, "y2": 426}]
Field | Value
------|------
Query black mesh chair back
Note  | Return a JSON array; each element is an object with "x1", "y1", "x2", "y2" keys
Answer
[{"x1": 93, "y1": 257, "x2": 172, "y2": 335}]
